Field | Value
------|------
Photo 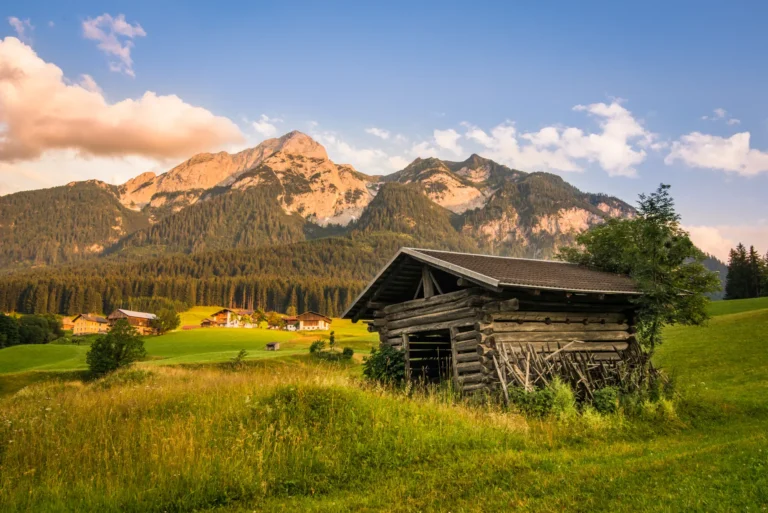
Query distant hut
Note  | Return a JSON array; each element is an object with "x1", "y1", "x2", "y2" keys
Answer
[
  {"x1": 107, "y1": 309, "x2": 158, "y2": 336},
  {"x1": 296, "y1": 311, "x2": 332, "y2": 331},
  {"x1": 343, "y1": 248, "x2": 641, "y2": 395},
  {"x1": 266, "y1": 342, "x2": 280, "y2": 351}
]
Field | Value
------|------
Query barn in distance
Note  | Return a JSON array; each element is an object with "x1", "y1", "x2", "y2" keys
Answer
[{"x1": 344, "y1": 248, "x2": 641, "y2": 395}]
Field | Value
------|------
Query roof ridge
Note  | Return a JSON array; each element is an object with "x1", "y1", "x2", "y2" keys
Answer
[{"x1": 407, "y1": 247, "x2": 577, "y2": 266}]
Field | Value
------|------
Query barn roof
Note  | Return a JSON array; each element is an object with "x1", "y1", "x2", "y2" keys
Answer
[
  {"x1": 343, "y1": 248, "x2": 640, "y2": 321},
  {"x1": 73, "y1": 314, "x2": 108, "y2": 323},
  {"x1": 111, "y1": 309, "x2": 157, "y2": 320},
  {"x1": 298, "y1": 311, "x2": 332, "y2": 322}
]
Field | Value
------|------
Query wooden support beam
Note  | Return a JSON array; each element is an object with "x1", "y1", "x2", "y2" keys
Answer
[{"x1": 422, "y1": 265, "x2": 435, "y2": 299}]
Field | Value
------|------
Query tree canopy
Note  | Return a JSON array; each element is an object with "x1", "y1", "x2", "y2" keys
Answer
[{"x1": 558, "y1": 184, "x2": 720, "y2": 353}]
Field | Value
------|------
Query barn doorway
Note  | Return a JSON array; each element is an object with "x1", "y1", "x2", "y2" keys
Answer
[{"x1": 406, "y1": 329, "x2": 452, "y2": 383}]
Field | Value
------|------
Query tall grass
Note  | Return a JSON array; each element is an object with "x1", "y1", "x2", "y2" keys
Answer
[{"x1": 0, "y1": 362, "x2": 527, "y2": 512}]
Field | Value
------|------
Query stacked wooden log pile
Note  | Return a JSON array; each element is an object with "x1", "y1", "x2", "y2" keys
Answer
[{"x1": 479, "y1": 337, "x2": 658, "y2": 403}]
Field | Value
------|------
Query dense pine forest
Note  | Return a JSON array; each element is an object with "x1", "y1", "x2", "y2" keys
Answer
[{"x1": 724, "y1": 243, "x2": 768, "y2": 299}]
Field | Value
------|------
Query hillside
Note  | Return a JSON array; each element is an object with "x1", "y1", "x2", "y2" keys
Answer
[{"x1": 0, "y1": 131, "x2": 634, "y2": 270}]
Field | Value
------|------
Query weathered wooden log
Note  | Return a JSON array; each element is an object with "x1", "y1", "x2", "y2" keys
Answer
[
  {"x1": 492, "y1": 331, "x2": 631, "y2": 344},
  {"x1": 456, "y1": 361, "x2": 483, "y2": 374},
  {"x1": 455, "y1": 352, "x2": 480, "y2": 363},
  {"x1": 458, "y1": 373, "x2": 484, "y2": 385},
  {"x1": 385, "y1": 295, "x2": 491, "y2": 322},
  {"x1": 481, "y1": 298, "x2": 520, "y2": 313},
  {"x1": 476, "y1": 321, "x2": 629, "y2": 333},
  {"x1": 382, "y1": 288, "x2": 479, "y2": 315},
  {"x1": 386, "y1": 307, "x2": 479, "y2": 331},
  {"x1": 453, "y1": 330, "x2": 479, "y2": 342},
  {"x1": 386, "y1": 316, "x2": 478, "y2": 338},
  {"x1": 461, "y1": 382, "x2": 489, "y2": 393},
  {"x1": 499, "y1": 341, "x2": 630, "y2": 353},
  {"x1": 454, "y1": 339, "x2": 480, "y2": 352},
  {"x1": 489, "y1": 311, "x2": 628, "y2": 323}
]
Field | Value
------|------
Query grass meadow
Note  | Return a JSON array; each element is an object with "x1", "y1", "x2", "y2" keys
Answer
[{"x1": 0, "y1": 301, "x2": 766, "y2": 511}]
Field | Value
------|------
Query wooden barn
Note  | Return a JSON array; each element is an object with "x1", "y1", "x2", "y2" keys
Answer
[
  {"x1": 343, "y1": 248, "x2": 641, "y2": 395},
  {"x1": 72, "y1": 314, "x2": 109, "y2": 336},
  {"x1": 297, "y1": 311, "x2": 332, "y2": 331},
  {"x1": 107, "y1": 309, "x2": 158, "y2": 336}
]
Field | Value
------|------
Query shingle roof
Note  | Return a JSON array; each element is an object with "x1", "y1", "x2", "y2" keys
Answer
[
  {"x1": 413, "y1": 249, "x2": 639, "y2": 294},
  {"x1": 343, "y1": 248, "x2": 640, "y2": 321}
]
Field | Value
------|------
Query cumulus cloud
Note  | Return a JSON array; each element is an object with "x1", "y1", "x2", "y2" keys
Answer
[
  {"x1": 0, "y1": 37, "x2": 244, "y2": 163},
  {"x1": 685, "y1": 223, "x2": 768, "y2": 261},
  {"x1": 312, "y1": 131, "x2": 407, "y2": 174},
  {"x1": 665, "y1": 132, "x2": 768, "y2": 176},
  {"x1": 365, "y1": 127, "x2": 390, "y2": 140},
  {"x1": 433, "y1": 128, "x2": 463, "y2": 156},
  {"x1": 252, "y1": 114, "x2": 282, "y2": 137},
  {"x1": 461, "y1": 101, "x2": 654, "y2": 177},
  {"x1": 82, "y1": 13, "x2": 146, "y2": 76},
  {"x1": 8, "y1": 17, "x2": 33, "y2": 44}
]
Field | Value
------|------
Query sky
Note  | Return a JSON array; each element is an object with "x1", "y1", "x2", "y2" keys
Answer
[{"x1": 1, "y1": 1, "x2": 767, "y2": 260}]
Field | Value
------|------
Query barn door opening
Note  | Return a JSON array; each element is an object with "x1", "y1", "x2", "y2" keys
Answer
[{"x1": 406, "y1": 329, "x2": 452, "y2": 383}]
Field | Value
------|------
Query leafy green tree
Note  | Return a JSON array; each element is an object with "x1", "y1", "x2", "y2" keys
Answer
[
  {"x1": 0, "y1": 313, "x2": 20, "y2": 348},
  {"x1": 286, "y1": 305, "x2": 298, "y2": 316},
  {"x1": 86, "y1": 319, "x2": 147, "y2": 376},
  {"x1": 266, "y1": 311, "x2": 285, "y2": 329},
  {"x1": 151, "y1": 308, "x2": 181, "y2": 334},
  {"x1": 558, "y1": 184, "x2": 720, "y2": 354}
]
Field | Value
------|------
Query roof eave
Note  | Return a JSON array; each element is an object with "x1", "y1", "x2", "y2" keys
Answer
[{"x1": 500, "y1": 282, "x2": 641, "y2": 296}]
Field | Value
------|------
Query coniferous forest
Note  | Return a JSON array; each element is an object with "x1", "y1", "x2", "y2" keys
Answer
[{"x1": 724, "y1": 243, "x2": 768, "y2": 300}]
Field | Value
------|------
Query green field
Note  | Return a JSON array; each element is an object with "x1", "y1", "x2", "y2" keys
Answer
[{"x1": 0, "y1": 299, "x2": 766, "y2": 511}]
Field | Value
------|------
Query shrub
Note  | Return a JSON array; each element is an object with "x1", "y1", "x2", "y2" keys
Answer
[
  {"x1": 508, "y1": 386, "x2": 556, "y2": 418},
  {"x1": 342, "y1": 347, "x2": 354, "y2": 359},
  {"x1": 593, "y1": 386, "x2": 619, "y2": 414},
  {"x1": 309, "y1": 340, "x2": 325, "y2": 353},
  {"x1": 230, "y1": 349, "x2": 248, "y2": 370},
  {"x1": 363, "y1": 345, "x2": 406, "y2": 385},
  {"x1": 85, "y1": 320, "x2": 146, "y2": 377},
  {"x1": 151, "y1": 307, "x2": 181, "y2": 334},
  {"x1": 550, "y1": 378, "x2": 578, "y2": 419}
]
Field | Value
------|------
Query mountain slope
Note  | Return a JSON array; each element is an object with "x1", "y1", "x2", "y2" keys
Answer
[{"x1": 0, "y1": 181, "x2": 149, "y2": 269}]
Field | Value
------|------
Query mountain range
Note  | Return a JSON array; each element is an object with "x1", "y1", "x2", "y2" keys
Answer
[{"x1": 0, "y1": 131, "x2": 634, "y2": 270}]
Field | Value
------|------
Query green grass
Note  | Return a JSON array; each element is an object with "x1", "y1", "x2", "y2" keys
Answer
[
  {"x1": 707, "y1": 296, "x2": 768, "y2": 316},
  {"x1": 179, "y1": 305, "x2": 223, "y2": 326},
  {"x1": 0, "y1": 302, "x2": 766, "y2": 511}
]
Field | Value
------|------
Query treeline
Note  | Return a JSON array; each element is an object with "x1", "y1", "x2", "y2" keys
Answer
[
  {"x1": 725, "y1": 243, "x2": 768, "y2": 299},
  {"x1": 0, "y1": 313, "x2": 63, "y2": 348},
  {"x1": 0, "y1": 236, "x2": 413, "y2": 317}
]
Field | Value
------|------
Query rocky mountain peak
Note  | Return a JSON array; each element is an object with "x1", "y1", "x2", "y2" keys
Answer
[{"x1": 272, "y1": 130, "x2": 328, "y2": 160}]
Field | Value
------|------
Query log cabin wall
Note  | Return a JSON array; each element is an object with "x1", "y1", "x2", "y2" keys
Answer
[{"x1": 371, "y1": 287, "x2": 636, "y2": 396}]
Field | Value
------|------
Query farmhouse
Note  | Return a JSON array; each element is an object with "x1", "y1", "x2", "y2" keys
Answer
[
  {"x1": 72, "y1": 314, "x2": 109, "y2": 335},
  {"x1": 344, "y1": 248, "x2": 641, "y2": 395},
  {"x1": 61, "y1": 316, "x2": 75, "y2": 331},
  {"x1": 107, "y1": 309, "x2": 158, "y2": 336},
  {"x1": 203, "y1": 308, "x2": 241, "y2": 328},
  {"x1": 297, "y1": 311, "x2": 332, "y2": 331}
]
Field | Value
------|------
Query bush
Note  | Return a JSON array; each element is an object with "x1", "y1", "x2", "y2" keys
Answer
[
  {"x1": 229, "y1": 349, "x2": 248, "y2": 370},
  {"x1": 309, "y1": 340, "x2": 325, "y2": 353},
  {"x1": 508, "y1": 386, "x2": 556, "y2": 418},
  {"x1": 85, "y1": 320, "x2": 146, "y2": 377},
  {"x1": 362, "y1": 345, "x2": 406, "y2": 385},
  {"x1": 151, "y1": 307, "x2": 181, "y2": 334},
  {"x1": 550, "y1": 378, "x2": 578, "y2": 419},
  {"x1": 342, "y1": 347, "x2": 354, "y2": 359},
  {"x1": 593, "y1": 386, "x2": 619, "y2": 414}
]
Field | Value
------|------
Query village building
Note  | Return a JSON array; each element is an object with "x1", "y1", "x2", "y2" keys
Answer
[
  {"x1": 61, "y1": 316, "x2": 75, "y2": 331},
  {"x1": 202, "y1": 308, "x2": 241, "y2": 328},
  {"x1": 107, "y1": 309, "x2": 158, "y2": 336},
  {"x1": 297, "y1": 311, "x2": 332, "y2": 331},
  {"x1": 72, "y1": 314, "x2": 109, "y2": 336},
  {"x1": 343, "y1": 248, "x2": 641, "y2": 395},
  {"x1": 283, "y1": 316, "x2": 299, "y2": 331}
]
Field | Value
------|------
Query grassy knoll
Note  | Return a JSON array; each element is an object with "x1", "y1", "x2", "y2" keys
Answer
[
  {"x1": 179, "y1": 306, "x2": 223, "y2": 326},
  {"x1": 0, "y1": 301, "x2": 767, "y2": 511},
  {"x1": 707, "y1": 296, "x2": 768, "y2": 317}
]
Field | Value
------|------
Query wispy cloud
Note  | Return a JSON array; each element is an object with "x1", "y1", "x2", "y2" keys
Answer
[
  {"x1": 252, "y1": 114, "x2": 283, "y2": 137},
  {"x1": 702, "y1": 107, "x2": 739, "y2": 126},
  {"x1": 82, "y1": 13, "x2": 146, "y2": 77},
  {"x1": 665, "y1": 132, "x2": 768, "y2": 176},
  {"x1": 365, "y1": 127, "x2": 391, "y2": 140},
  {"x1": 7, "y1": 17, "x2": 34, "y2": 44}
]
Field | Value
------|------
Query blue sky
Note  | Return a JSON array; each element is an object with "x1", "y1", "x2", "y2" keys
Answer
[{"x1": 1, "y1": 1, "x2": 767, "y2": 258}]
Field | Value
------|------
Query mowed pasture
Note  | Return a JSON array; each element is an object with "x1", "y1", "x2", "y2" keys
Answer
[{"x1": 0, "y1": 300, "x2": 767, "y2": 511}]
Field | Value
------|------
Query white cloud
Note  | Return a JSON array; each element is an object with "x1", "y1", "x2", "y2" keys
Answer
[
  {"x1": 685, "y1": 223, "x2": 768, "y2": 261},
  {"x1": 8, "y1": 17, "x2": 33, "y2": 44},
  {"x1": 251, "y1": 114, "x2": 283, "y2": 137},
  {"x1": 312, "y1": 131, "x2": 406, "y2": 174},
  {"x1": 365, "y1": 127, "x2": 390, "y2": 140},
  {"x1": 82, "y1": 13, "x2": 146, "y2": 77},
  {"x1": 727, "y1": 118, "x2": 741, "y2": 126},
  {"x1": 713, "y1": 108, "x2": 727, "y2": 119},
  {"x1": 665, "y1": 132, "x2": 768, "y2": 176},
  {"x1": 433, "y1": 128, "x2": 463, "y2": 156},
  {"x1": 702, "y1": 107, "x2": 739, "y2": 126},
  {"x1": 461, "y1": 101, "x2": 653, "y2": 177},
  {"x1": 0, "y1": 37, "x2": 243, "y2": 164}
]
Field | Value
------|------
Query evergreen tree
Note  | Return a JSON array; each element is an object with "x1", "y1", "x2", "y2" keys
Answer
[{"x1": 725, "y1": 243, "x2": 752, "y2": 299}]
